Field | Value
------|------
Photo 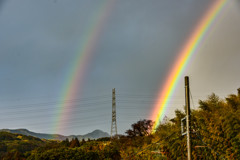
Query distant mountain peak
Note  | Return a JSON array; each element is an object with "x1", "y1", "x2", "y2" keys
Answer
[
  {"x1": 92, "y1": 129, "x2": 105, "y2": 133},
  {"x1": 84, "y1": 129, "x2": 110, "y2": 139}
]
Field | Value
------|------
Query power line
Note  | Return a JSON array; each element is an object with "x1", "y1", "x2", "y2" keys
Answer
[
  {"x1": 0, "y1": 98, "x2": 186, "y2": 115},
  {"x1": 0, "y1": 101, "x2": 111, "y2": 115},
  {"x1": 0, "y1": 94, "x2": 188, "y2": 112},
  {"x1": 0, "y1": 91, "x2": 204, "y2": 135},
  {"x1": 1, "y1": 96, "x2": 110, "y2": 109}
]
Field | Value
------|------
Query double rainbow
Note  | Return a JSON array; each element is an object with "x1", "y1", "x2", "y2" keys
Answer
[{"x1": 152, "y1": 0, "x2": 228, "y2": 131}]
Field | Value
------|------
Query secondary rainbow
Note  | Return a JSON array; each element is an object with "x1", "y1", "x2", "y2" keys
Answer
[
  {"x1": 53, "y1": 0, "x2": 115, "y2": 134},
  {"x1": 151, "y1": 0, "x2": 227, "y2": 131}
]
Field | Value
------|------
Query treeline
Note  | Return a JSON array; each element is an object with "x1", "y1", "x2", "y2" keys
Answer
[
  {"x1": 0, "y1": 89, "x2": 240, "y2": 159},
  {"x1": 0, "y1": 133, "x2": 120, "y2": 160},
  {"x1": 26, "y1": 138, "x2": 121, "y2": 160},
  {"x1": 154, "y1": 89, "x2": 240, "y2": 159}
]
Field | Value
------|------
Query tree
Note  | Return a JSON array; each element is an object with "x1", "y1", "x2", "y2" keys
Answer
[
  {"x1": 70, "y1": 138, "x2": 80, "y2": 148},
  {"x1": 125, "y1": 119, "x2": 153, "y2": 137},
  {"x1": 61, "y1": 138, "x2": 70, "y2": 147},
  {"x1": 225, "y1": 88, "x2": 240, "y2": 111}
]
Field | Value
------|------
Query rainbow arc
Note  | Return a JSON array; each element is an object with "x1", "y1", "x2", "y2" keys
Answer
[
  {"x1": 54, "y1": 0, "x2": 115, "y2": 134},
  {"x1": 151, "y1": 0, "x2": 227, "y2": 131}
]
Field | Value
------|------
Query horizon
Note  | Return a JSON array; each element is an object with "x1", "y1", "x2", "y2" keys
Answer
[{"x1": 0, "y1": 128, "x2": 110, "y2": 136}]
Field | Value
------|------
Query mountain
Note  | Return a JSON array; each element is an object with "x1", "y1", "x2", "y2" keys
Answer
[
  {"x1": 0, "y1": 128, "x2": 110, "y2": 141},
  {"x1": 84, "y1": 129, "x2": 110, "y2": 139},
  {"x1": 0, "y1": 128, "x2": 65, "y2": 140},
  {"x1": 68, "y1": 129, "x2": 110, "y2": 140}
]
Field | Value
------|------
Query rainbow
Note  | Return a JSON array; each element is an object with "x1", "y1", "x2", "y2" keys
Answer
[
  {"x1": 151, "y1": 0, "x2": 227, "y2": 132},
  {"x1": 53, "y1": 0, "x2": 115, "y2": 134}
]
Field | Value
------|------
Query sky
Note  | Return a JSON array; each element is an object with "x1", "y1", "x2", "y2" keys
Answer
[{"x1": 0, "y1": 0, "x2": 240, "y2": 135}]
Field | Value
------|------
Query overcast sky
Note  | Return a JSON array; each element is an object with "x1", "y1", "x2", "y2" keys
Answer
[{"x1": 0, "y1": 0, "x2": 239, "y2": 135}]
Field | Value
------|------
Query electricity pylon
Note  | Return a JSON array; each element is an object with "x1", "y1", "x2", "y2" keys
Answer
[{"x1": 111, "y1": 88, "x2": 117, "y2": 138}]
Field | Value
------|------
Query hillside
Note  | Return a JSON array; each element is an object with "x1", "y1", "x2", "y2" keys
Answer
[
  {"x1": 0, "y1": 131, "x2": 116, "y2": 160},
  {"x1": 0, "y1": 129, "x2": 110, "y2": 141},
  {"x1": 0, "y1": 131, "x2": 47, "y2": 159}
]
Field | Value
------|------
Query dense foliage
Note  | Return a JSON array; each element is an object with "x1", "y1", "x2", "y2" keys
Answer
[
  {"x1": 154, "y1": 89, "x2": 240, "y2": 159},
  {"x1": 0, "y1": 132, "x2": 46, "y2": 159},
  {"x1": 0, "y1": 89, "x2": 239, "y2": 159}
]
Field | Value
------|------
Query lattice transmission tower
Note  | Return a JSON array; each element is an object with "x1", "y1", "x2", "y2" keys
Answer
[{"x1": 111, "y1": 88, "x2": 117, "y2": 137}]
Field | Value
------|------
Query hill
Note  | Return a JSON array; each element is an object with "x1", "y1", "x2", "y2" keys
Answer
[
  {"x1": 0, "y1": 129, "x2": 110, "y2": 141},
  {"x1": 0, "y1": 131, "x2": 46, "y2": 158},
  {"x1": 0, "y1": 130, "x2": 116, "y2": 160}
]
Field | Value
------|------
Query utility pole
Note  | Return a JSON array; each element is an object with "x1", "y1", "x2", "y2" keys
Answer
[
  {"x1": 111, "y1": 88, "x2": 117, "y2": 138},
  {"x1": 185, "y1": 76, "x2": 192, "y2": 160}
]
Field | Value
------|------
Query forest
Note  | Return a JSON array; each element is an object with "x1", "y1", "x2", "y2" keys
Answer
[{"x1": 0, "y1": 89, "x2": 240, "y2": 159}]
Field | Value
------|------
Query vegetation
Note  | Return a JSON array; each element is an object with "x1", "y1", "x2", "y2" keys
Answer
[
  {"x1": 0, "y1": 89, "x2": 240, "y2": 159},
  {"x1": 154, "y1": 89, "x2": 240, "y2": 159},
  {"x1": 0, "y1": 132, "x2": 46, "y2": 159}
]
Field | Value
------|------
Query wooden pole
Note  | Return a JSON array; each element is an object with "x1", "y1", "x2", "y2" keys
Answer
[{"x1": 185, "y1": 76, "x2": 192, "y2": 160}]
